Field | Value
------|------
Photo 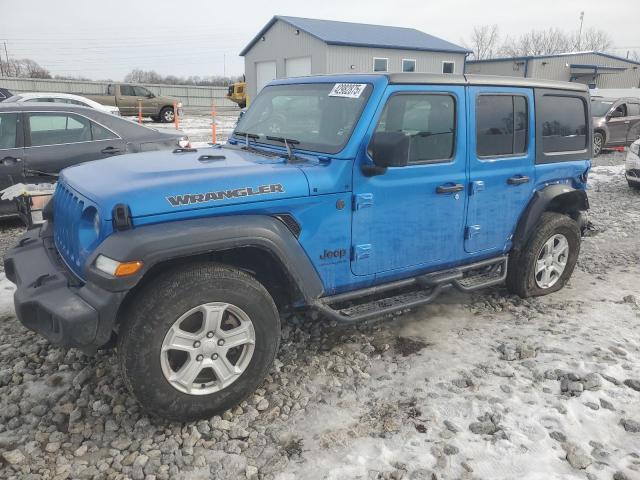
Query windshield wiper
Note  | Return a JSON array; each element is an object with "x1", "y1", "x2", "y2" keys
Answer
[
  {"x1": 266, "y1": 136, "x2": 301, "y2": 162},
  {"x1": 234, "y1": 131, "x2": 260, "y2": 148}
]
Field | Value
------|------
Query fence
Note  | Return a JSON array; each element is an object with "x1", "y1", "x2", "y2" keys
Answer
[{"x1": 0, "y1": 76, "x2": 237, "y2": 111}]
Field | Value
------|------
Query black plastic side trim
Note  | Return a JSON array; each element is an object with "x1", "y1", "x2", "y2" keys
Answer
[{"x1": 85, "y1": 215, "x2": 324, "y2": 303}]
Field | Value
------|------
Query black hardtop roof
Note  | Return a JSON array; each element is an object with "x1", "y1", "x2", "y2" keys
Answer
[{"x1": 387, "y1": 73, "x2": 589, "y2": 92}]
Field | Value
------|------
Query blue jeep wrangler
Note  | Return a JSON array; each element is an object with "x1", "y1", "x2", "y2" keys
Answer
[{"x1": 4, "y1": 74, "x2": 591, "y2": 421}]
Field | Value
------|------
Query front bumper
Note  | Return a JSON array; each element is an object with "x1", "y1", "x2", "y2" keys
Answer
[{"x1": 3, "y1": 222, "x2": 125, "y2": 353}]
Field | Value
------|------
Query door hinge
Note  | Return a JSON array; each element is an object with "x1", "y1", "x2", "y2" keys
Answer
[
  {"x1": 352, "y1": 244, "x2": 372, "y2": 261},
  {"x1": 470, "y1": 180, "x2": 485, "y2": 196},
  {"x1": 465, "y1": 225, "x2": 481, "y2": 239},
  {"x1": 353, "y1": 193, "x2": 374, "y2": 211}
]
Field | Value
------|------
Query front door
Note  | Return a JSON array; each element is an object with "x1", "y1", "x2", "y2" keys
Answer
[
  {"x1": 351, "y1": 85, "x2": 467, "y2": 276},
  {"x1": 465, "y1": 87, "x2": 535, "y2": 253},
  {"x1": 23, "y1": 111, "x2": 126, "y2": 182},
  {"x1": 625, "y1": 102, "x2": 640, "y2": 144},
  {"x1": 116, "y1": 85, "x2": 140, "y2": 116},
  {"x1": 607, "y1": 103, "x2": 629, "y2": 145}
]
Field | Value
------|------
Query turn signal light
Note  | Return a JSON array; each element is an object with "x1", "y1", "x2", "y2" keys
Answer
[{"x1": 95, "y1": 255, "x2": 143, "y2": 277}]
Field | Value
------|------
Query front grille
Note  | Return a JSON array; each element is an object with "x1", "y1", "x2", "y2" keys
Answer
[{"x1": 53, "y1": 183, "x2": 86, "y2": 277}]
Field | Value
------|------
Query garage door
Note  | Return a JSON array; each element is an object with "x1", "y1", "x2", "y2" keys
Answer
[
  {"x1": 285, "y1": 56, "x2": 311, "y2": 78},
  {"x1": 256, "y1": 61, "x2": 277, "y2": 93}
]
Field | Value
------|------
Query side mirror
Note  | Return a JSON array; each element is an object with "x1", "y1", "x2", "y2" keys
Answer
[{"x1": 365, "y1": 132, "x2": 410, "y2": 176}]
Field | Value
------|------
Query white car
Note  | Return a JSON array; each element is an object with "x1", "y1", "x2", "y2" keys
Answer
[
  {"x1": 626, "y1": 139, "x2": 640, "y2": 189},
  {"x1": 3, "y1": 92, "x2": 120, "y2": 116}
]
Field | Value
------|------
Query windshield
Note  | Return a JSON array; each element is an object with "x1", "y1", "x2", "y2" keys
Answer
[
  {"x1": 591, "y1": 99, "x2": 614, "y2": 117},
  {"x1": 234, "y1": 83, "x2": 372, "y2": 154}
]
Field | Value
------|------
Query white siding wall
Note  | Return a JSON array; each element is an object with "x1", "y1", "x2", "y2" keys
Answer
[
  {"x1": 326, "y1": 45, "x2": 466, "y2": 75},
  {"x1": 244, "y1": 20, "x2": 328, "y2": 99},
  {"x1": 465, "y1": 60, "x2": 526, "y2": 77}
]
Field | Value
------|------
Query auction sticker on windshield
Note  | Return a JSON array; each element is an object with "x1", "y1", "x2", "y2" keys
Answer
[{"x1": 329, "y1": 83, "x2": 367, "y2": 98}]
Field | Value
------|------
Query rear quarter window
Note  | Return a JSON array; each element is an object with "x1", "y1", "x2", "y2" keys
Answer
[{"x1": 535, "y1": 89, "x2": 590, "y2": 164}]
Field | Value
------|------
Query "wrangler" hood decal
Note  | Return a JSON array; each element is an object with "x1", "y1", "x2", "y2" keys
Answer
[{"x1": 166, "y1": 183, "x2": 285, "y2": 207}]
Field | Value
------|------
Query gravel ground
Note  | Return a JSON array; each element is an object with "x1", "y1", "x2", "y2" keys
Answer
[{"x1": 0, "y1": 151, "x2": 639, "y2": 480}]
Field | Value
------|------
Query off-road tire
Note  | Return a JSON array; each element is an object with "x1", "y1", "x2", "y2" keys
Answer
[
  {"x1": 506, "y1": 212, "x2": 581, "y2": 298},
  {"x1": 593, "y1": 132, "x2": 604, "y2": 156},
  {"x1": 159, "y1": 106, "x2": 175, "y2": 123},
  {"x1": 117, "y1": 263, "x2": 280, "y2": 422}
]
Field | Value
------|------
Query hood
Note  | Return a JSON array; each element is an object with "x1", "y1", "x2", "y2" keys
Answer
[{"x1": 60, "y1": 147, "x2": 310, "y2": 219}]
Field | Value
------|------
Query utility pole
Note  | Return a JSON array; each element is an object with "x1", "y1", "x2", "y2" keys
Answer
[
  {"x1": 578, "y1": 11, "x2": 584, "y2": 50},
  {"x1": 3, "y1": 42, "x2": 10, "y2": 77}
]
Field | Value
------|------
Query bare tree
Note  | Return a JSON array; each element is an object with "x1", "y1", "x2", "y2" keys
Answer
[
  {"x1": 466, "y1": 25, "x2": 500, "y2": 60},
  {"x1": 123, "y1": 69, "x2": 243, "y2": 86},
  {"x1": 576, "y1": 27, "x2": 612, "y2": 51},
  {"x1": 498, "y1": 28, "x2": 571, "y2": 57},
  {"x1": 0, "y1": 58, "x2": 50, "y2": 78}
]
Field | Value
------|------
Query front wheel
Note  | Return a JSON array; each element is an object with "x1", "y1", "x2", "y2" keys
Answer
[
  {"x1": 117, "y1": 263, "x2": 280, "y2": 422},
  {"x1": 593, "y1": 132, "x2": 604, "y2": 156},
  {"x1": 506, "y1": 212, "x2": 581, "y2": 298},
  {"x1": 159, "y1": 106, "x2": 175, "y2": 123}
]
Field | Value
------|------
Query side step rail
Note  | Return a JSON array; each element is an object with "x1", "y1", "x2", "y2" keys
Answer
[{"x1": 315, "y1": 256, "x2": 508, "y2": 323}]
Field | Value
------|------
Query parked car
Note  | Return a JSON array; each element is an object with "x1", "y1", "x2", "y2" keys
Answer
[
  {"x1": 625, "y1": 138, "x2": 640, "y2": 189},
  {"x1": 86, "y1": 83, "x2": 182, "y2": 122},
  {"x1": 0, "y1": 88, "x2": 12, "y2": 102},
  {"x1": 0, "y1": 103, "x2": 188, "y2": 215},
  {"x1": 591, "y1": 96, "x2": 640, "y2": 155},
  {"x1": 3, "y1": 92, "x2": 120, "y2": 116},
  {"x1": 5, "y1": 74, "x2": 591, "y2": 421}
]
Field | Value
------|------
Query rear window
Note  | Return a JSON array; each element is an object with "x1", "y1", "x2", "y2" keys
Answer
[{"x1": 540, "y1": 95, "x2": 587, "y2": 154}]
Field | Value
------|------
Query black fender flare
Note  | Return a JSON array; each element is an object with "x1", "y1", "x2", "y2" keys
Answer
[
  {"x1": 512, "y1": 184, "x2": 589, "y2": 251},
  {"x1": 84, "y1": 215, "x2": 324, "y2": 303}
]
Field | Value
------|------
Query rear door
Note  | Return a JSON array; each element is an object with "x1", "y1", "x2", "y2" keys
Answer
[
  {"x1": 351, "y1": 85, "x2": 467, "y2": 276},
  {"x1": 625, "y1": 102, "x2": 640, "y2": 144},
  {"x1": 0, "y1": 112, "x2": 25, "y2": 190},
  {"x1": 23, "y1": 111, "x2": 126, "y2": 181},
  {"x1": 465, "y1": 87, "x2": 535, "y2": 253}
]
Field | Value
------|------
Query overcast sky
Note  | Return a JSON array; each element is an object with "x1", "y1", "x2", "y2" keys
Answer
[{"x1": 1, "y1": 0, "x2": 638, "y2": 80}]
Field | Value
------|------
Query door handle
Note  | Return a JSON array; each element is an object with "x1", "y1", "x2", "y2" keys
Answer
[
  {"x1": 0, "y1": 156, "x2": 22, "y2": 166},
  {"x1": 101, "y1": 147, "x2": 121, "y2": 154},
  {"x1": 436, "y1": 183, "x2": 464, "y2": 194},
  {"x1": 507, "y1": 175, "x2": 530, "y2": 185}
]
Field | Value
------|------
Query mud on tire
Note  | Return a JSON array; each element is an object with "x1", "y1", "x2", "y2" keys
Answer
[{"x1": 117, "y1": 263, "x2": 280, "y2": 422}]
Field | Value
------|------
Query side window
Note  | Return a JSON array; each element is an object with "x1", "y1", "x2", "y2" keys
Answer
[
  {"x1": 30, "y1": 98, "x2": 55, "y2": 103},
  {"x1": 119, "y1": 85, "x2": 136, "y2": 96},
  {"x1": 402, "y1": 59, "x2": 416, "y2": 73},
  {"x1": 107, "y1": 85, "x2": 115, "y2": 95},
  {"x1": 612, "y1": 103, "x2": 627, "y2": 117},
  {"x1": 442, "y1": 62, "x2": 455, "y2": 74},
  {"x1": 134, "y1": 86, "x2": 152, "y2": 97},
  {"x1": 373, "y1": 58, "x2": 388, "y2": 72},
  {"x1": 626, "y1": 103, "x2": 639, "y2": 116},
  {"x1": 540, "y1": 95, "x2": 587, "y2": 153},
  {"x1": 476, "y1": 95, "x2": 528, "y2": 157},
  {"x1": 375, "y1": 93, "x2": 456, "y2": 163},
  {"x1": 0, "y1": 113, "x2": 19, "y2": 149},
  {"x1": 28, "y1": 113, "x2": 92, "y2": 147},
  {"x1": 90, "y1": 121, "x2": 118, "y2": 140}
]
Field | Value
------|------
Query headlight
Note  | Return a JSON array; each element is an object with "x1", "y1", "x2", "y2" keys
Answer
[{"x1": 630, "y1": 141, "x2": 640, "y2": 156}]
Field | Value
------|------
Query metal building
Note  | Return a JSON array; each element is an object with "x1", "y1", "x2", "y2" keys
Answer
[
  {"x1": 465, "y1": 51, "x2": 640, "y2": 89},
  {"x1": 240, "y1": 16, "x2": 470, "y2": 99}
]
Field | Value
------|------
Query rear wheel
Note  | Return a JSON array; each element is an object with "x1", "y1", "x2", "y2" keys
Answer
[
  {"x1": 117, "y1": 263, "x2": 280, "y2": 421},
  {"x1": 507, "y1": 212, "x2": 581, "y2": 298},
  {"x1": 593, "y1": 132, "x2": 604, "y2": 156}
]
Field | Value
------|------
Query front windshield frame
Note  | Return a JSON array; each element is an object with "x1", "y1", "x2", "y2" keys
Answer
[
  {"x1": 591, "y1": 99, "x2": 614, "y2": 117},
  {"x1": 233, "y1": 82, "x2": 373, "y2": 155}
]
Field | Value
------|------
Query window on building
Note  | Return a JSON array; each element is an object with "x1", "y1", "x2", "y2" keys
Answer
[
  {"x1": 375, "y1": 93, "x2": 456, "y2": 163},
  {"x1": 476, "y1": 95, "x2": 528, "y2": 157},
  {"x1": 373, "y1": 58, "x2": 388, "y2": 72},
  {"x1": 442, "y1": 61, "x2": 455, "y2": 74},
  {"x1": 402, "y1": 59, "x2": 416, "y2": 73},
  {"x1": 0, "y1": 113, "x2": 19, "y2": 149},
  {"x1": 540, "y1": 95, "x2": 587, "y2": 153}
]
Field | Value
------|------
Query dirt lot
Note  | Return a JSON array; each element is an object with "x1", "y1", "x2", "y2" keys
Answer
[{"x1": 0, "y1": 151, "x2": 639, "y2": 480}]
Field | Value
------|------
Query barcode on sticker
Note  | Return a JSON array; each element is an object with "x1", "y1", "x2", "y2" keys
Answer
[{"x1": 329, "y1": 83, "x2": 367, "y2": 98}]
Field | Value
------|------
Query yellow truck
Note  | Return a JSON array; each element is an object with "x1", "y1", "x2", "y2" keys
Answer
[{"x1": 227, "y1": 82, "x2": 247, "y2": 109}]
